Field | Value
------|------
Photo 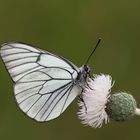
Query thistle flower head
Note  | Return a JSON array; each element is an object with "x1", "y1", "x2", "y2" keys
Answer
[
  {"x1": 78, "y1": 74, "x2": 140, "y2": 128},
  {"x1": 78, "y1": 74, "x2": 113, "y2": 128}
]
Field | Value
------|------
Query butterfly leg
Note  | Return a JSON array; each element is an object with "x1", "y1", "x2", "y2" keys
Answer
[
  {"x1": 85, "y1": 81, "x2": 93, "y2": 90},
  {"x1": 79, "y1": 95, "x2": 88, "y2": 113}
]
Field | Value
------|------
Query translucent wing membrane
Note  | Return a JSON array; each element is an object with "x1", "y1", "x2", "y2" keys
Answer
[{"x1": 0, "y1": 42, "x2": 81, "y2": 121}]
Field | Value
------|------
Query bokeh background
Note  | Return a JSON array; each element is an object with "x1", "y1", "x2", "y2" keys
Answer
[{"x1": 0, "y1": 0, "x2": 140, "y2": 140}]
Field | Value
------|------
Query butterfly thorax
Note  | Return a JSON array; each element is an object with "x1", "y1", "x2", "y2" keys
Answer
[{"x1": 76, "y1": 65, "x2": 90, "y2": 87}]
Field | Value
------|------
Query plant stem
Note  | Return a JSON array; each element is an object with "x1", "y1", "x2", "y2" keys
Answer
[{"x1": 135, "y1": 108, "x2": 140, "y2": 116}]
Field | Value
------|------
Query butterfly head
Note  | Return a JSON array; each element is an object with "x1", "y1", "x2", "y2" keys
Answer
[
  {"x1": 79, "y1": 64, "x2": 90, "y2": 80},
  {"x1": 83, "y1": 64, "x2": 90, "y2": 75}
]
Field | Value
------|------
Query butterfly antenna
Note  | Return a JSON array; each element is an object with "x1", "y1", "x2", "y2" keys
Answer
[{"x1": 85, "y1": 38, "x2": 101, "y2": 64}]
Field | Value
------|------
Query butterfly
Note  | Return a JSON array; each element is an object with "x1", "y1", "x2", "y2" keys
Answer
[{"x1": 0, "y1": 39, "x2": 100, "y2": 122}]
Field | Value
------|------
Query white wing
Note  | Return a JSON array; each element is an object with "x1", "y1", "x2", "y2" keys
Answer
[{"x1": 0, "y1": 42, "x2": 81, "y2": 121}]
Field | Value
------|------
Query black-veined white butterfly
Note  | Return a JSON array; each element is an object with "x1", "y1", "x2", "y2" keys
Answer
[{"x1": 0, "y1": 39, "x2": 101, "y2": 122}]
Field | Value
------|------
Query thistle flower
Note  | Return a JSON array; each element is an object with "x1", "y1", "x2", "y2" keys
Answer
[{"x1": 78, "y1": 74, "x2": 140, "y2": 128}]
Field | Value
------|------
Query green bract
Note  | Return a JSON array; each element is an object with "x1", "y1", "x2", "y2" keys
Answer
[{"x1": 106, "y1": 92, "x2": 137, "y2": 121}]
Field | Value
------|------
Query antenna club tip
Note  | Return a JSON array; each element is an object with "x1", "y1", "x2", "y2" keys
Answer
[{"x1": 98, "y1": 38, "x2": 102, "y2": 41}]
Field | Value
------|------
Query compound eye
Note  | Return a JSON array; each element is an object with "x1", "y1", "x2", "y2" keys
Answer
[{"x1": 84, "y1": 65, "x2": 90, "y2": 73}]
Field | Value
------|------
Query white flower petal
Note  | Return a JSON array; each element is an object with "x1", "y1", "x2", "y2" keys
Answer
[{"x1": 78, "y1": 74, "x2": 114, "y2": 128}]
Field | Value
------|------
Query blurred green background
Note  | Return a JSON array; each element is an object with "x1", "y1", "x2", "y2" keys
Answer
[{"x1": 0, "y1": 0, "x2": 140, "y2": 140}]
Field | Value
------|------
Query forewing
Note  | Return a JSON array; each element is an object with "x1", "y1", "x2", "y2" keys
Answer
[
  {"x1": 0, "y1": 42, "x2": 81, "y2": 121},
  {"x1": 0, "y1": 42, "x2": 79, "y2": 82}
]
